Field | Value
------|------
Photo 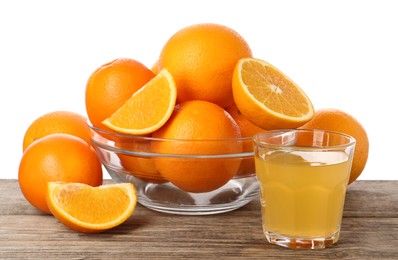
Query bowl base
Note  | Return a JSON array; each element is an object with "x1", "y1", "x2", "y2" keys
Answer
[{"x1": 106, "y1": 167, "x2": 259, "y2": 215}]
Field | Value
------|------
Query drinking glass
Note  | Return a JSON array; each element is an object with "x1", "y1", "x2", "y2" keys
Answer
[{"x1": 253, "y1": 129, "x2": 356, "y2": 249}]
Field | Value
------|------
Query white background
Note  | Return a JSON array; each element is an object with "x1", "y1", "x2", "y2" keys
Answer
[{"x1": 1, "y1": 0, "x2": 397, "y2": 180}]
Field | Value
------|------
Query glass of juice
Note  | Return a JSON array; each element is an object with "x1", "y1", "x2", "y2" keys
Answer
[{"x1": 253, "y1": 129, "x2": 356, "y2": 249}]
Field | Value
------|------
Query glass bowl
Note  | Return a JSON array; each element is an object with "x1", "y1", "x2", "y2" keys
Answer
[{"x1": 89, "y1": 124, "x2": 259, "y2": 215}]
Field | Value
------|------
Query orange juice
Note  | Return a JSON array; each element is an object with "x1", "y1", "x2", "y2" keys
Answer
[{"x1": 255, "y1": 150, "x2": 351, "y2": 238}]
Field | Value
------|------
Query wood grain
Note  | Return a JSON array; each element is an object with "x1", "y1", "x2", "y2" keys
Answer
[{"x1": 0, "y1": 180, "x2": 397, "y2": 259}]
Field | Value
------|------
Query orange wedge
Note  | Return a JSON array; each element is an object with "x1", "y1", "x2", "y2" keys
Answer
[
  {"x1": 102, "y1": 69, "x2": 177, "y2": 135},
  {"x1": 232, "y1": 58, "x2": 314, "y2": 129},
  {"x1": 46, "y1": 182, "x2": 137, "y2": 233}
]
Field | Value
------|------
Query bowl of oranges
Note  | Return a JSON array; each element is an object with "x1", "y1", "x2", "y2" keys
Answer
[
  {"x1": 83, "y1": 23, "x2": 265, "y2": 215},
  {"x1": 89, "y1": 123, "x2": 259, "y2": 215}
]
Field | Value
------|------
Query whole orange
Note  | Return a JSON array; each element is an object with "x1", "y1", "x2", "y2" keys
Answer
[
  {"x1": 152, "y1": 100, "x2": 242, "y2": 193},
  {"x1": 85, "y1": 58, "x2": 155, "y2": 129},
  {"x1": 299, "y1": 108, "x2": 369, "y2": 184},
  {"x1": 225, "y1": 104, "x2": 265, "y2": 177},
  {"x1": 159, "y1": 23, "x2": 252, "y2": 108},
  {"x1": 22, "y1": 111, "x2": 91, "y2": 152},
  {"x1": 18, "y1": 134, "x2": 103, "y2": 213}
]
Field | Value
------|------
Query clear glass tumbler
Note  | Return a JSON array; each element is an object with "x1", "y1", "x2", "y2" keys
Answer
[{"x1": 253, "y1": 129, "x2": 356, "y2": 249}]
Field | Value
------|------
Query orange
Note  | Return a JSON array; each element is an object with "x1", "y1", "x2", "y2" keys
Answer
[
  {"x1": 299, "y1": 108, "x2": 369, "y2": 184},
  {"x1": 232, "y1": 57, "x2": 315, "y2": 129},
  {"x1": 46, "y1": 182, "x2": 137, "y2": 233},
  {"x1": 18, "y1": 134, "x2": 103, "y2": 213},
  {"x1": 23, "y1": 111, "x2": 91, "y2": 151},
  {"x1": 85, "y1": 58, "x2": 155, "y2": 130},
  {"x1": 116, "y1": 140, "x2": 167, "y2": 184},
  {"x1": 102, "y1": 69, "x2": 177, "y2": 135},
  {"x1": 152, "y1": 100, "x2": 242, "y2": 193},
  {"x1": 225, "y1": 104, "x2": 265, "y2": 177},
  {"x1": 159, "y1": 23, "x2": 252, "y2": 108}
]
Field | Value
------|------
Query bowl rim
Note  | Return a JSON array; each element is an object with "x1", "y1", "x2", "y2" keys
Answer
[
  {"x1": 253, "y1": 128, "x2": 356, "y2": 150},
  {"x1": 88, "y1": 122, "x2": 254, "y2": 142}
]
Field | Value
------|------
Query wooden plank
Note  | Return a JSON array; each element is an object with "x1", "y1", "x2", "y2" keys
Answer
[
  {"x1": 0, "y1": 180, "x2": 397, "y2": 259},
  {"x1": 344, "y1": 180, "x2": 398, "y2": 218},
  {"x1": 0, "y1": 214, "x2": 397, "y2": 259}
]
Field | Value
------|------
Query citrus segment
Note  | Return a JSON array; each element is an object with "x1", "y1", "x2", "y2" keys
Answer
[
  {"x1": 232, "y1": 58, "x2": 314, "y2": 129},
  {"x1": 46, "y1": 182, "x2": 137, "y2": 233},
  {"x1": 102, "y1": 69, "x2": 177, "y2": 135}
]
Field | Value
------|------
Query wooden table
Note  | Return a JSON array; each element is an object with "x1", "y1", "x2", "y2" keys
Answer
[{"x1": 1, "y1": 180, "x2": 397, "y2": 259}]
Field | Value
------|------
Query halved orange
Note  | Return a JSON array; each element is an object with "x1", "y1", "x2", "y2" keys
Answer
[
  {"x1": 232, "y1": 58, "x2": 314, "y2": 129},
  {"x1": 46, "y1": 182, "x2": 137, "y2": 233},
  {"x1": 102, "y1": 69, "x2": 177, "y2": 135}
]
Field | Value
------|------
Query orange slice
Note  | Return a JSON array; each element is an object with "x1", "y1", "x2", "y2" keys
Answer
[
  {"x1": 232, "y1": 58, "x2": 314, "y2": 129},
  {"x1": 102, "y1": 69, "x2": 177, "y2": 135},
  {"x1": 46, "y1": 182, "x2": 137, "y2": 233}
]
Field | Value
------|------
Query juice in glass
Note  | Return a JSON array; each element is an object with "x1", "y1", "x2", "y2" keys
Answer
[{"x1": 253, "y1": 129, "x2": 355, "y2": 249}]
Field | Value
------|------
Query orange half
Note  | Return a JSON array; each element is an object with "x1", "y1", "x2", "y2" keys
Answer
[
  {"x1": 232, "y1": 58, "x2": 314, "y2": 129},
  {"x1": 46, "y1": 182, "x2": 137, "y2": 233},
  {"x1": 102, "y1": 69, "x2": 177, "y2": 135}
]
